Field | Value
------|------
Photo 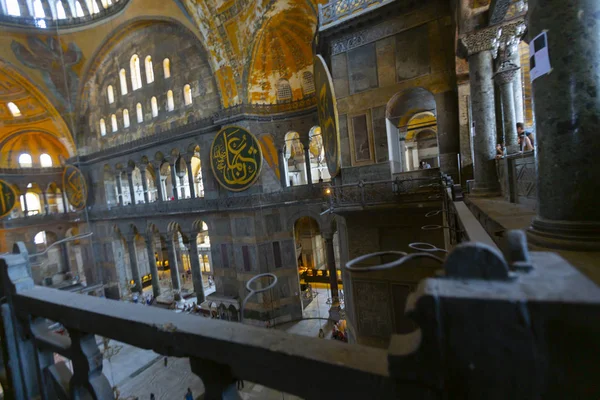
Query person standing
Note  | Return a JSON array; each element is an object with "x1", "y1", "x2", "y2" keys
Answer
[
  {"x1": 185, "y1": 388, "x2": 193, "y2": 400},
  {"x1": 150, "y1": 394, "x2": 155, "y2": 400},
  {"x1": 516, "y1": 123, "x2": 535, "y2": 147}
]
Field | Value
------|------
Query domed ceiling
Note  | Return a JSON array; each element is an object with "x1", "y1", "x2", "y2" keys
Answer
[
  {"x1": 180, "y1": 0, "x2": 325, "y2": 107},
  {"x1": 0, "y1": 60, "x2": 74, "y2": 167}
]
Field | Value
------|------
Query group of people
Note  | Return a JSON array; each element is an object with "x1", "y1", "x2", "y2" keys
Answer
[
  {"x1": 132, "y1": 293, "x2": 154, "y2": 306},
  {"x1": 418, "y1": 160, "x2": 432, "y2": 169},
  {"x1": 496, "y1": 122, "x2": 535, "y2": 159}
]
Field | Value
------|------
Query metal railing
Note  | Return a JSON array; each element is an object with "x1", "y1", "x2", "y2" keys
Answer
[{"x1": 318, "y1": 0, "x2": 393, "y2": 28}]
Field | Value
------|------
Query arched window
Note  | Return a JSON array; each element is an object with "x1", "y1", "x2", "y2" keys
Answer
[
  {"x1": 167, "y1": 90, "x2": 174, "y2": 111},
  {"x1": 100, "y1": 118, "x2": 106, "y2": 136},
  {"x1": 86, "y1": 0, "x2": 99, "y2": 13},
  {"x1": 119, "y1": 69, "x2": 128, "y2": 95},
  {"x1": 74, "y1": 1, "x2": 84, "y2": 17},
  {"x1": 111, "y1": 114, "x2": 118, "y2": 132},
  {"x1": 276, "y1": 79, "x2": 292, "y2": 102},
  {"x1": 56, "y1": 1, "x2": 66, "y2": 18},
  {"x1": 101, "y1": 0, "x2": 112, "y2": 8},
  {"x1": 302, "y1": 71, "x2": 315, "y2": 94},
  {"x1": 33, "y1": 0, "x2": 45, "y2": 18},
  {"x1": 151, "y1": 97, "x2": 158, "y2": 117},
  {"x1": 136, "y1": 103, "x2": 143, "y2": 123},
  {"x1": 163, "y1": 58, "x2": 171, "y2": 79},
  {"x1": 7, "y1": 102, "x2": 21, "y2": 117},
  {"x1": 107, "y1": 85, "x2": 115, "y2": 104},
  {"x1": 34, "y1": 231, "x2": 47, "y2": 245},
  {"x1": 123, "y1": 109, "x2": 130, "y2": 128},
  {"x1": 6, "y1": 0, "x2": 20, "y2": 16},
  {"x1": 183, "y1": 84, "x2": 192, "y2": 105},
  {"x1": 145, "y1": 56, "x2": 154, "y2": 84},
  {"x1": 40, "y1": 154, "x2": 52, "y2": 167},
  {"x1": 130, "y1": 55, "x2": 142, "y2": 91},
  {"x1": 18, "y1": 153, "x2": 32, "y2": 168}
]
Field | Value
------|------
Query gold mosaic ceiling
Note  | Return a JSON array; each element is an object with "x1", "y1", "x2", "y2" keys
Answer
[{"x1": 180, "y1": 0, "x2": 325, "y2": 107}]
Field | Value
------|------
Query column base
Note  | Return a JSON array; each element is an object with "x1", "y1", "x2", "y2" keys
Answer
[
  {"x1": 527, "y1": 217, "x2": 600, "y2": 251},
  {"x1": 469, "y1": 182, "x2": 501, "y2": 197}
]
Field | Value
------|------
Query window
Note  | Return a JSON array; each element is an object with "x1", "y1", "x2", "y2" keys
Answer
[
  {"x1": 100, "y1": 118, "x2": 106, "y2": 136},
  {"x1": 151, "y1": 97, "x2": 158, "y2": 117},
  {"x1": 183, "y1": 84, "x2": 192, "y2": 105},
  {"x1": 167, "y1": 90, "x2": 174, "y2": 111},
  {"x1": 40, "y1": 154, "x2": 52, "y2": 167},
  {"x1": 136, "y1": 103, "x2": 143, "y2": 123},
  {"x1": 163, "y1": 58, "x2": 171, "y2": 78},
  {"x1": 6, "y1": 0, "x2": 20, "y2": 16},
  {"x1": 86, "y1": 0, "x2": 99, "y2": 13},
  {"x1": 34, "y1": 231, "x2": 47, "y2": 245},
  {"x1": 33, "y1": 0, "x2": 45, "y2": 18},
  {"x1": 130, "y1": 55, "x2": 142, "y2": 91},
  {"x1": 7, "y1": 102, "x2": 21, "y2": 117},
  {"x1": 123, "y1": 109, "x2": 130, "y2": 128},
  {"x1": 119, "y1": 69, "x2": 128, "y2": 95},
  {"x1": 145, "y1": 56, "x2": 154, "y2": 84},
  {"x1": 111, "y1": 114, "x2": 117, "y2": 132},
  {"x1": 276, "y1": 79, "x2": 292, "y2": 102},
  {"x1": 101, "y1": 0, "x2": 112, "y2": 8},
  {"x1": 107, "y1": 85, "x2": 114, "y2": 104},
  {"x1": 74, "y1": 1, "x2": 84, "y2": 17},
  {"x1": 18, "y1": 153, "x2": 32, "y2": 168},
  {"x1": 302, "y1": 71, "x2": 315, "y2": 94},
  {"x1": 56, "y1": 1, "x2": 66, "y2": 18}
]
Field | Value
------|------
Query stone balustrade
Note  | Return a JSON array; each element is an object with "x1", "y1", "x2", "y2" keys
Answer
[
  {"x1": 318, "y1": 0, "x2": 394, "y2": 29},
  {"x1": 496, "y1": 150, "x2": 536, "y2": 207}
]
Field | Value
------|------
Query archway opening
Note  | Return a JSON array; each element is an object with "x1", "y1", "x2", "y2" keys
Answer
[
  {"x1": 283, "y1": 132, "x2": 306, "y2": 186},
  {"x1": 20, "y1": 183, "x2": 43, "y2": 216},
  {"x1": 160, "y1": 162, "x2": 174, "y2": 201},
  {"x1": 404, "y1": 112, "x2": 439, "y2": 171},
  {"x1": 131, "y1": 167, "x2": 145, "y2": 204},
  {"x1": 293, "y1": 216, "x2": 326, "y2": 310},
  {"x1": 196, "y1": 221, "x2": 212, "y2": 292},
  {"x1": 46, "y1": 182, "x2": 65, "y2": 214},
  {"x1": 144, "y1": 163, "x2": 158, "y2": 203},
  {"x1": 103, "y1": 165, "x2": 117, "y2": 207},
  {"x1": 174, "y1": 156, "x2": 190, "y2": 199},
  {"x1": 308, "y1": 126, "x2": 331, "y2": 183},
  {"x1": 191, "y1": 146, "x2": 204, "y2": 198},
  {"x1": 31, "y1": 230, "x2": 64, "y2": 285}
]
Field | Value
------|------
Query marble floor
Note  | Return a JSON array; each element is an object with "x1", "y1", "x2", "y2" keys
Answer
[{"x1": 113, "y1": 287, "x2": 343, "y2": 399}]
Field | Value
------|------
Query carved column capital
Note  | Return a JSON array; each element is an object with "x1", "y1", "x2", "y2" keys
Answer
[
  {"x1": 494, "y1": 61, "x2": 520, "y2": 85},
  {"x1": 459, "y1": 18, "x2": 526, "y2": 58}
]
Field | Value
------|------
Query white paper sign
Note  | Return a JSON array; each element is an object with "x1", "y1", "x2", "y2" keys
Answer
[{"x1": 530, "y1": 31, "x2": 552, "y2": 82}]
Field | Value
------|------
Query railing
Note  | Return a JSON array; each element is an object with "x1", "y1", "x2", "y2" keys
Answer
[
  {"x1": 0, "y1": 167, "x2": 63, "y2": 176},
  {"x1": 318, "y1": 0, "x2": 393, "y2": 28},
  {"x1": 496, "y1": 150, "x2": 536, "y2": 208},
  {"x1": 89, "y1": 184, "x2": 325, "y2": 220},
  {"x1": 0, "y1": 212, "x2": 81, "y2": 229},
  {"x1": 214, "y1": 96, "x2": 317, "y2": 120}
]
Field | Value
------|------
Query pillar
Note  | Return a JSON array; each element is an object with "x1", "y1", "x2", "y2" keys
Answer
[
  {"x1": 126, "y1": 236, "x2": 142, "y2": 292},
  {"x1": 140, "y1": 167, "x2": 149, "y2": 203},
  {"x1": 170, "y1": 162, "x2": 179, "y2": 201},
  {"x1": 60, "y1": 242, "x2": 71, "y2": 273},
  {"x1": 494, "y1": 61, "x2": 520, "y2": 153},
  {"x1": 187, "y1": 233, "x2": 206, "y2": 304},
  {"x1": 509, "y1": 49, "x2": 525, "y2": 124},
  {"x1": 527, "y1": 0, "x2": 600, "y2": 250},
  {"x1": 127, "y1": 171, "x2": 135, "y2": 206},
  {"x1": 386, "y1": 119, "x2": 402, "y2": 174},
  {"x1": 42, "y1": 192, "x2": 49, "y2": 215},
  {"x1": 145, "y1": 234, "x2": 161, "y2": 298},
  {"x1": 166, "y1": 235, "x2": 181, "y2": 294},
  {"x1": 303, "y1": 144, "x2": 313, "y2": 186},
  {"x1": 62, "y1": 190, "x2": 69, "y2": 213},
  {"x1": 461, "y1": 30, "x2": 501, "y2": 196},
  {"x1": 186, "y1": 159, "x2": 196, "y2": 199},
  {"x1": 22, "y1": 192, "x2": 28, "y2": 217},
  {"x1": 278, "y1": 149, "x2": 288, "y2": 188},
  {"x1": 115, "y1": 173, "x2": 124, "y2": 206},
  {"x1": 323, "y1": 234, "x2": 339, "y2": 302},
  {"x1": 153, "y1": 163, "x2": 164, "y2": 202}
]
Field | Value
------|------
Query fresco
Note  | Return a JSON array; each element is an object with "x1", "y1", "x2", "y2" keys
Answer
[{"x1": 12, "y1": 36, "x2": 83, "y2": 112}]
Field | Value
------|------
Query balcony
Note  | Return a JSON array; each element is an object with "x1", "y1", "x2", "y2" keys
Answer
[
  {"x1": 0, "y1": 212, "x2": 81, "y2": 229},
  {"x1": 318, "y1": 0, "x2": 395, "y2": 30}
]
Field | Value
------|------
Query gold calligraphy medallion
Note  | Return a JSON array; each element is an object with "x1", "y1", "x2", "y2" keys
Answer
[
  {"x1": 210, "y1": 126, "x2": 263, "y2": 192},
  {"x1": 0, "y1": 179, "x2": 17, "y2": 219},
  {"x1": 62, "y1": 165, "x2": 87, "y2": 210},
  {"x1": 314, "y1": 54, "x2": 341, "y2": 177}
]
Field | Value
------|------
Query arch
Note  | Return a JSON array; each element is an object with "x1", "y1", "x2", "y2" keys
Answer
[
  {"x1": 283, "y1": 131, "x2": 307, "y2": 186},
  {"x1": 111, "y1": 114, "x2": 118, "y2": 132},
  {"x1": 101, "y1": 0, "x2": 112, "y2": 8},
  {"x1": 0, "y1": 130, "x2": 70, "y2": 168},
  {"x1": 33, "y1": 0, "x2": 45, "y2": 18},
  {"x1": 107, "y1": 85, "x2": 115, "y2": 104},
  {"x1": 163, "y1": 58, "x2": 170, "y2": 78},
  {"x1": 18, "y1": 153, "x2": 32, "y2": 167},
  {"x1": 123, "y1": 109, "x2": 130, "y2": 128},
  {"x1": 46, "y1": 182, "x2": 65, "y2": 213},
  {"x1": 167, "y1": 90, "x2": 174, "y2": 111},
  {"x1": 287, "y1": 209, "x2": 323, "y2": 232},
  {"x1": 40, "y1": 153, "x2": 52, "y2": 167},
  {"x1": 21, "y1": 185, "x2": 42, "y2": 216},
  {"x1": 130, "y1": 54, "x2": 142, "y2": 91},
  {"x1": 308, "y1": 126, "x2": 330, "y2": 183},
  {"x1": 56, "y1": 0, "x2": 66, "y2": 18},
  {"x1": 183, "y1": 84, "x2": 192, "y2": 106},
  {"x1": 119, "y1": 68, "x2": 128, "y2": 95},
  {"x1": 136, "y1": 103, "x2": 143, "y2": 123},
  {"x1": 151, "y1": 96, "x2": 158, "y2": 117},
  {"x1": 99, "y1": 118, "x2": 106, "y2": 136},
  {"x1": 145, "y1": 55, "x2": 154, "y2": 84},
  {"x1": 74, "y1": 0, "x2": 84, "y2": 17}
]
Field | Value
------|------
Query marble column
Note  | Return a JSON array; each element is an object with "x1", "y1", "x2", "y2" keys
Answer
[
  {"x1": 186, "y1": 159, "x2": 196, "y2": 199},
  {"x1": 509, "y1": 49, "x2": 525, "y2": 124},
  {"x1": 527, "y1": 0, "x2": 600, "y2": 250},
  {"x1": 126, "y1": 236, "x2": 142, "y2": 292},
  {"x1": 153, "y1": 163, "x2": 164, "y2": 202},
  {"x1": 42, "y1": 192, "x2": 49, "y2": 215},
  {"x1": 461, "y1": 30, "x2": 501, "y2": 196},
  {"x1": 278, "y1": 150, "x2": 288, "y2": 188},
  {"x1": 494, "y1": 61, "x2": 520, "y2": 153},
  {"x1": 115, "y1": 173, "x2": 124, "y2": 206},
  {"x1": 187, "y1": 233, "x2": 206, "y2": 304},
  {"x1": 60, "y1": 242, "x2": 71, "y2": 273},
  {"x1": 22, "y1": 192, "x2": 29, "y2": 217},
  {"x1": 145, "y1": 234, "x2": 161, "y2": 298},
  {"x1": 140, "y1": 167, "x2": 149, "y2": 203},
  {"x1": 62, "y1": 190, "x2": 69, "y2": 213},
  {"x1": 166, "y1": 235, "x2": 182, "y2": 297},
  {"x1": 323, "y1": 234, "x2": 339, "y2": 302},
  {"x1": 170, "y1": 162, "x2": 179, "y2": 201},
  {"x1": 303, "y1": 145, "x2": 313, "y2": 186},
  {"x1": 127, "y1": 171, "x2": 135, "y2": 206}
]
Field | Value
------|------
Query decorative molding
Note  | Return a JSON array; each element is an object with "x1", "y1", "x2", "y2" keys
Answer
[
  {"x1": 493, "y1": 61, "x2": 520, "y2": 85},
  {"x1": 459, "y1": 18, "x2": 526, "y2": 58}
]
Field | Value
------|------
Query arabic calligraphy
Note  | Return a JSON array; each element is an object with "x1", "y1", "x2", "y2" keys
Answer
[
  {"x1": 62, "y1": 165, "x2": 87, "y2": 210},
  {"x1": 314, "y1": 54, "x2": 341, "y2": 177},
  {"x1": 210, "y1": 126, "x2": 263, "y2": 192},
  {"x1": 0, "y1": 180, "x2": 17, "y2": 219}
]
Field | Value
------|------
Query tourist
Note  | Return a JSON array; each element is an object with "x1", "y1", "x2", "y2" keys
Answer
[
  {"x1": 516, "y1": 123, "x2": 535, "y2": 146},
  {"x1": 150, "y1": 394, "x2": 155, "y2": 400},
  {"x1": 519, "y1": 134, "x2": 534, "y2": 152},
  {"x1": 185, "y1": 388, "x2": 193, "y2": 400}
]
